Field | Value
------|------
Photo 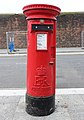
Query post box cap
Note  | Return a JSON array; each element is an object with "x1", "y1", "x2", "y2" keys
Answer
[{"x1": 23, "y1": 4, "x2": 61, "y2": 20}]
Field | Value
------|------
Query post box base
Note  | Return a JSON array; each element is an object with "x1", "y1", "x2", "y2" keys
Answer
[{"x1": 26, "y1": 94, "x2": 55, "y2": 116}]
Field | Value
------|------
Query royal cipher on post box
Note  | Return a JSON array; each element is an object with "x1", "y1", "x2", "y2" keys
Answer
[{"x1": 23, "y1": 4, "x2": 61, "y2": 116}]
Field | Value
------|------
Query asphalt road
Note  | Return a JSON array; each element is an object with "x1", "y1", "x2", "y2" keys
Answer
[
  {"x1": 0, "y1": 56, "x2": 26, "y2": 88},
  {"x1": 0, "y1": 55, "x2": 84, "y2": 88},
  {"x1": 57, "y1": 55, "x2": 84, "y2": 88}
]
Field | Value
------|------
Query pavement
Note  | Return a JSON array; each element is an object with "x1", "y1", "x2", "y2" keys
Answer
[
  {"x1": 1, "y1": 47, "x2": 84, "y2": 56},
  {"x1": 0, "y1": 49, "x2": 27, "y2": 55},
  {"x1": 0, "y1": 47, "x2": 84, "y2": 120},
  {"x1": 0, "y1": 88, "x2": 84, "y2": 120},
  {"x1": 57, "y1": 47, "x2": 84, "y2": 53}
]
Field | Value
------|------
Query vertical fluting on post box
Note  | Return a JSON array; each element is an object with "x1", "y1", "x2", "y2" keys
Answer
[{"x1": 23, "y1": 4, "x2": 61, "y2": 116}]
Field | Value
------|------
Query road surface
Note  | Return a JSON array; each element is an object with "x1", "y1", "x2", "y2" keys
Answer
[
  {"x1": 0, "y1": 56, "x2": 26, "y2": 88},
  {"x1": 0, "y1": 55, "x2": 84, "y2": 88}
]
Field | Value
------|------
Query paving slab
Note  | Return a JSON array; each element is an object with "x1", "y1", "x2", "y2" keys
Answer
[{"x1": 0, "y1": 93, "x2": 84, "y2": 120}]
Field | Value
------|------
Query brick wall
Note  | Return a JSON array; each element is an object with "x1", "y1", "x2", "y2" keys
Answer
[
  {"x1": 0, "y1": 14, "x2": 27, "y2": 49},
  {"x1": 57, "y1": 13, "x2": 84, "y2": 47},
  {"x1": 0, "y1": 13, "x2": 84, "y2": 49}
]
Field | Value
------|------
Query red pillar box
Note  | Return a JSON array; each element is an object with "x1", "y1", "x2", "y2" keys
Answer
[{"x1": 23, "y1": 4, "x2": 61, "y2": 116}]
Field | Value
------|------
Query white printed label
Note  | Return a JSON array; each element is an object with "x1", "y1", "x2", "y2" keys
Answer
[{"x1": 37, "y1": 34, "x2": 47, "y2": 50}]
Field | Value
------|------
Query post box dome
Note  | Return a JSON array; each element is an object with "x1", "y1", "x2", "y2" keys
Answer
[{"x1": 23, "y1": 4, "x2": 61, "y2": 20}]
